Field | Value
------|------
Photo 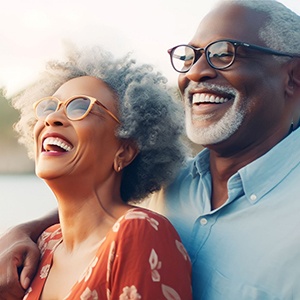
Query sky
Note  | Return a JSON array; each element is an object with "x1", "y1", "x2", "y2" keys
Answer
[{"x1": 0, "y1": 0, "x2": 299, "y2": 96}]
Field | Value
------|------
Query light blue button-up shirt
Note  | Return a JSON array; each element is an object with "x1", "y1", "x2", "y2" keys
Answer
[{"x1": 161, "y1": 128, "x2": 300, "y2": 300}]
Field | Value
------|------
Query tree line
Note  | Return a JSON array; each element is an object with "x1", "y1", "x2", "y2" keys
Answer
[{"x1": 0, "y1": 88, "x2": 19, "y2": 142}]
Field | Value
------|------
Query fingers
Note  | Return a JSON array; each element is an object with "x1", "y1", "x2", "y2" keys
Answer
[
  {"x1": 0, "y1": 237, "x2": 40, "y2": 298},
  {"x1": 0, "y1": 262, "x2": 25, "y2": 300},
  {"x1": 19, "y1": 245, "x2": 40, "y2": 290}
]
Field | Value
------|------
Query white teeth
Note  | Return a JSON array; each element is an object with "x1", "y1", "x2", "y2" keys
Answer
[
  {"x1": 192, "y1": 93, "x2": 229, "y2": 104},
  {"x1": 43, "y1": 137, "x2": 72, "y2": 152}
]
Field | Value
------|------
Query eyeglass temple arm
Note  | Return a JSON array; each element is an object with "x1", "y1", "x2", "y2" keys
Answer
[
  {"x1": 240, "y1": 42, "x2": 300, "y2": 58},
  {"x1": 95, "y1": 101, "x2": 121, "y2": 124}
]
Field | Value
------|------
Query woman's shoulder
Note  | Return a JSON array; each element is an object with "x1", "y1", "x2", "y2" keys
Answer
[
  {"x1": 112, "y1": 207, "x2": 179, "y2": 238},
  {"x1": 39, "y1": 224, "x2": 61, "y2": 241},
  {"x1": 37, "y1": 224, "x2": 62, "y2": 255},
  {"x1": 121, "y1": 207, "x2": 171, "y2": 225},
  {"x1": 108, "y1": 207, "x2": 190, "y2": 269}
]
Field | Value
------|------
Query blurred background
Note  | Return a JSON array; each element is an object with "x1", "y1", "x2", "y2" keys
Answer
[
  {"x1": 0, "y1": 90, "x2": 33, "y2": 173},
  {"x1": 0, "y1": 0, "x2": 299, "y2": 232}
]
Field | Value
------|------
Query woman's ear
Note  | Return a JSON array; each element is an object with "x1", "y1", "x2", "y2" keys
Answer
[{"x1": 113, "y1": 141, "x2": 139, "y2": 172}]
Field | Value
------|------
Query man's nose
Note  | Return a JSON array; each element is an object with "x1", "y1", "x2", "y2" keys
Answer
[{"x1": 185, "y1": 54, "x2": 218, "y2": 82}]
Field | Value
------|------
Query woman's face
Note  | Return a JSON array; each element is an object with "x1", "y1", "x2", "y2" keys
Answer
[{"x1": 34, "y1": 76, "x2": 121, "y2": 182}]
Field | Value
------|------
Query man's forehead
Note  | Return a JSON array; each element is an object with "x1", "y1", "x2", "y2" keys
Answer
[{"x1": 190, "y1": 3, "x2": 267, "y2": 45}]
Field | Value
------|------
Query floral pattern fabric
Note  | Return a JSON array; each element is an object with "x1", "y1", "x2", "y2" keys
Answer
[{"x1": 23, "y1": 208, "x2": 192, "y2": 299}]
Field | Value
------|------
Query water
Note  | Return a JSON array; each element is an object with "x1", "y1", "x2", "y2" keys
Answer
[{"x1": 0, "y1": 174, "x2": 56, "y2": 233}]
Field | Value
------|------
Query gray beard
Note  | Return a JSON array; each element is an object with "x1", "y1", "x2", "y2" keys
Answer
[{"x1": 185, "y1": 94, "x2": 248, "y2": 146}]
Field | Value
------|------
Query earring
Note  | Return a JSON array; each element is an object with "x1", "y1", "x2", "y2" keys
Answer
[{"x1": 117, "y1": 166, "x2": 121, "y2": 172}]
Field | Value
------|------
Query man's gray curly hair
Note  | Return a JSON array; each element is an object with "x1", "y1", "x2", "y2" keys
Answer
[
  {"x1": 225, "y1": 0, "x2": 300, "y2": 57},
  {"x1": 12, "y1": 45, "x2": 187, "y2": 202}
]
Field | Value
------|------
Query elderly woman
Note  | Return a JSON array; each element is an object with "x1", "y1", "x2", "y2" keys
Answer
[{"x1": 12, "y1": 46, "x2": 192, "y2": 299}]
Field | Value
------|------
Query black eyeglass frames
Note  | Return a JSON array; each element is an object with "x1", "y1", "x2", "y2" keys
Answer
[{"x1": 168, "y1": 39, "x2": 300, "y2": 73}]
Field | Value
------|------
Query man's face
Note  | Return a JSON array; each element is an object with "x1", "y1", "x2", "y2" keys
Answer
[{"x1": 178, "y1": 4, "x2": 291, "y2": 151}]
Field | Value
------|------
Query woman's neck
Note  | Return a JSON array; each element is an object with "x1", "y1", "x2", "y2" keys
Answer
[{"x1": 46, "y1": 179, "x2": 131, "y2": 252}]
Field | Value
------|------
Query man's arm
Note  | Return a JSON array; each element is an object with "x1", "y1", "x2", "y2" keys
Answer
[{"x1": 0, "y1": 209, "x2": 58, "y2": 299}]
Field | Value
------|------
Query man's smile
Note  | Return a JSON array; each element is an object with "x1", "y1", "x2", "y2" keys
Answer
[{"x1": 192, "y1": 93, "x2": 230, "y2": 105}]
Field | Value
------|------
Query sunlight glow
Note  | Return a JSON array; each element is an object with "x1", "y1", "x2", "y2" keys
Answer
[{"x1": 0, "y1": 0, "x2": 299, "y2": 96}]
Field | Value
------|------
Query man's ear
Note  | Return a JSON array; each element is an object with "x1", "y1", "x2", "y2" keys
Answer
[
  {"x1": 113, "y1": 141, "x2": 139, "y2": 172},
  {"x1": 286, "y1": 59, "x2": 300, "y2": 97},
  {"x1": 286, "y1": 59, "x2": 300, "y2": 129}
]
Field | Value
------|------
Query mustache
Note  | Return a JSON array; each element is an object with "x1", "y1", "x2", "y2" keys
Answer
[{"x1": 184, "y1": 82, "x2": 237, "y2": 100}]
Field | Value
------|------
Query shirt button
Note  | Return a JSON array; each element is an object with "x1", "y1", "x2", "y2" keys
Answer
[
  {"x1": 250, "y1": 194, "x2": 257, "y2": 201},
  {"x1": 200, "y1": 218, "x2": 208, "y2": 226}
]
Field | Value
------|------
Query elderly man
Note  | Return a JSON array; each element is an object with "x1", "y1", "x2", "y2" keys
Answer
[{"x1": 159, "y1": 0, "x2": 300, "y2": 298}]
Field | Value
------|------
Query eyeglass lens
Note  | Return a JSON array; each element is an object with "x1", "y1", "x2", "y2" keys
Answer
[
  {"x1": 171, "y1": 46, "x2": 195, "y2": 73},
  {"x1": 36, "y1": 97, "x2": 92, "y2": 120},
  {"x1": 66, "y1": 97, "x2": 91, "y2": 119},
  {"x1": 171, "y1": 41, "x2": 236, "y2": 72}
]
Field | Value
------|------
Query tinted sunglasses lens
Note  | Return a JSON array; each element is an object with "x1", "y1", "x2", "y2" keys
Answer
[
  {"x1": 36, "y1": 98, "x2": 58, "y2": 119},
  {"x1": 66, "y1": 97, "x2": 91, "y2": 120},
  {"x1": 172, "y1": 46, "x2": 195, "y2": 72}
]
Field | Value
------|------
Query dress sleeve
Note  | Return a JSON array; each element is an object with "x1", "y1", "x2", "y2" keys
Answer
[
  {"x1": 37, "y1": 224, "x2": 62, "y2": 257},
  {"x1": 106, "y1": 209, "x2": 192, "y2": 300}
]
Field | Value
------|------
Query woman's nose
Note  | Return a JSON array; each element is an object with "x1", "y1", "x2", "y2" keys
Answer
[{"x1": 44, "y1": 108, "x2": 68, "y2": 126}]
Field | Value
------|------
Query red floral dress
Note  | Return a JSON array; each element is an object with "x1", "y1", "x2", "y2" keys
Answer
[{"x1": 23, "y1": 207, "x2": 192, "y2": 299}]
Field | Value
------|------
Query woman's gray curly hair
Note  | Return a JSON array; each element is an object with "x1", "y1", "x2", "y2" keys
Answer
[{"x1": 12, "y1": 45, "x2": 187, "y2": 202}]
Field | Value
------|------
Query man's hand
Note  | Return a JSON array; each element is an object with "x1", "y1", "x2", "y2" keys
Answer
[{"x1": 0, "y1": 226, "x2": 40, "y2": 300}]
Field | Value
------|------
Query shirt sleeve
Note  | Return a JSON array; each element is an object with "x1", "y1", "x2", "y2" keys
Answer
[{"x1": 106, "y1": 209, "x2": 192, "y2": 299}]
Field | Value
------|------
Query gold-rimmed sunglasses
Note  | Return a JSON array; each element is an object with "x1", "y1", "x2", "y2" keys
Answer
[{"x1": 33, "y1": 95, "x2": 120, "y2": 123}]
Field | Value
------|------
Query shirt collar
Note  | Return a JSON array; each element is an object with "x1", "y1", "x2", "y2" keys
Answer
[
  {"x1": 191, "y1": 148, "x2": 210, "y2": 178},
  {"x1": 238, "y1": 127, "x2": 300, "y2": 204},
  {"x1": 190, "y1": 127, "x2": 300, "y2": 204}
]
